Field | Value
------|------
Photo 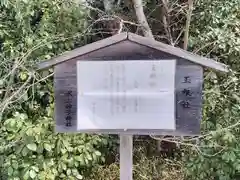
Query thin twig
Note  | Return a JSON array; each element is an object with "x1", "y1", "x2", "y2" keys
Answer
[
  {"x1": 173, "y1": 28, "x2": 184, "y2": 46},
  {"x1": 1, "y1": 75, "x2": 32, "y2": 113}
]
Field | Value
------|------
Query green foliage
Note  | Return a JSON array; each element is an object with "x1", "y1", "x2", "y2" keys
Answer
[
  {"x1": 190, "y1": 0, "x2": 240, "y2": 69},
  {"x1": 1, "y1": 111, "x2": 112, "y2": 179},
  {"x1": 185, "y1": 102, "x2": 240, "y2": 180},
  {"x1": 184, "y1": 70, "x2": 240, "y2": 180},
  {"x1": 0, "y1": 1, "x2": 114, "y2": 179},
  {"x1": 184, "y1": 0, "x2": 240, "y2": 178},
  {"x1": 0, "y1": 111, "x2": 111, "y2": 179},
  {"x1": 179, "y1": 0, "x2": 240, "y2": 178},
  {"x1": 1, "y1": 0, "x2": 240, "y2": 179},
  {"x1": 0, "y1": 0, "x2": 88, "y2": 115}
]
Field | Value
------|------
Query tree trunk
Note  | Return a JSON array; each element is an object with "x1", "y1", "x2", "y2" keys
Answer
[{"x1": 132, "y1": 0, "x2": 154, "y2": 39}]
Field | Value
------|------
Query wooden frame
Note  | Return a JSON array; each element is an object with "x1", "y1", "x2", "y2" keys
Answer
[
  {"x1": 38, "y1": 32, "x2": 228, "y2": 136},
  {"x1": 38, "y1": 32, "x2": 229, "y2": 72},
  {"x1": 37, "y1": 32, "x2": 229, "y2": 180}
]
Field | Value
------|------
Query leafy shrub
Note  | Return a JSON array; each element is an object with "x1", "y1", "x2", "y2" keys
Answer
[
  {"x1": 0, "y1": 1, "x2": 114, "y2": 179},
  {"x1": 181, "y1": 0, "x2": 240, "y2": 179},
  {"x1": 190, "y1": 0, "x2": 240, "y2": 70},
  {"x1": 1, "y1": 0, "x2": 240, "y2": 179},
  {"x1": 0, "y1": 112, "x2": 111, "y2": 180}
]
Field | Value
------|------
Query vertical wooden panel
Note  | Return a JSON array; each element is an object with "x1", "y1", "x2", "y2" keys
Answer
[
  {"x1": 175, "y1": 65, "x2": 203, "y2": 134},
  {"x1": 54, "y1": 61, "x2": 77, "y2": 132}
]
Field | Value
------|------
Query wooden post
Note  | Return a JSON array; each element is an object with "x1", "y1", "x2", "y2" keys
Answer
[{"x1": 120, "y1": 135, "x2": 133, "y2": 180}]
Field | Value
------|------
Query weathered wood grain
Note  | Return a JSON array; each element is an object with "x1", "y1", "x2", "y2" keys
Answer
[
  {"x1": 38, "y1": 32, "x2": 228, "y2": 72},
  {"x1": 54, "y1": 61, "x2": 77, "y2": 132},
  {"x1": 75, "y1": 40, "x2": 173, "y2": 61},
  {"x1": 175, "y1": 65, "x2": 203, "y2": 134},
  {"x1": 54, "y1": 40, "x2": 203, "y2": 135},
  {"x1": 127, "y1": 33, "x2": 228, "y2": 72}
]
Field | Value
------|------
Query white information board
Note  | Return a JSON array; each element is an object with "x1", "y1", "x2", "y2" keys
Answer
[{"x1": 77, "y1": 60, "x2": 176, "y2": 130}]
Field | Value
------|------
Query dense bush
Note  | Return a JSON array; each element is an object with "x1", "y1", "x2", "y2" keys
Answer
[
  {"x1": 0, "y1": 112, "x2": 112, "y2": 179},
  {"x1": 1, "y1": 0, "x2": 239, "y2": 179},
  {"x1": 0, "y1": 1, "x2": 114, "y2": 179},
  {"x1": 184, "y1": 0, "x2": 240, "y2": 179},
  {"x1": 190, "y1": 0, "x2": 240, "y2": 69},
  {"x1": 184, "y1": 73, "x2": 240, "y2": 180}
]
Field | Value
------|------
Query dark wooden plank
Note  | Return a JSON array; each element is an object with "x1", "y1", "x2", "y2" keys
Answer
[
  {"x1": 175, "y1": 65, "x2": 203, "y2": 135},
  {"x1": 127, "y1": 32, "x2": 228, "y2": 72},
  {"x1": 38, "y1": 32, "x2": 228, "y2": 72},
  {"x1": 76, "y1": 40, "x2": 173, "y2": 61},
  {"x1": 54, "y1": 61, "x2": 77, "y2": 132},
  {"x1": 53, "y1": 41, "x2": 203, "y2": 135},
  {"x1": 54, "y1": 66, "x2": 203, "y2": 135},
  {"x1": 74, "y1": 40, "x2": 196, "y2": 67},
  {"x1": 54, "y1": 128, "x2": 199, "y2": 136}
]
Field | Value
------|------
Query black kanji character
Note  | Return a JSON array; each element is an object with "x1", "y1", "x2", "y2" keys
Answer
[
  {"x1": 65, "y1": 103, "x2": 72, "y2": 109},
  {"x1": 65, "y1": 116, "x2": 72, "y2": 126},
  {"x1": 181, "y1": 100, "x2": 190, "y2": 108},
  {"x1": 183, "y1": 76, "x2": 191, "y2": 83},
  {"x1": 65, "y1": 90, "x2": 73, "y2": 97},
  {"x1": 65, "y1": 115, "x2": 72, "y2": 121},
  {"x1": 182, "y1": 89, "x2": 192, "y2": 96}
]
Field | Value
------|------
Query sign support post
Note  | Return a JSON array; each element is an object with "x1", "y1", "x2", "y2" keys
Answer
[{"x1": 120, "y1": 134, "x2": 133, "y2": 180}]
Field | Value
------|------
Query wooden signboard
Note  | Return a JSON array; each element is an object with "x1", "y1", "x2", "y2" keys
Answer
[
  {"x1": 54, "y1": 59, "x2": 203, "y2": 135},
  {"x1": 38, "y1": 32, "x2": 228, "y2": 180}
]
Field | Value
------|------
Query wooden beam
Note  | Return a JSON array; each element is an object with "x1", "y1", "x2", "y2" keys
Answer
[
  {"x1": 127, "y1": 32, "x2": 229, "y2": 72},
  {"x1": 37, "y1": 31, "x2": 229, "y2": 73},
  {"x1": 120, "y1": 135, "x2": 133, "y2": 180}
]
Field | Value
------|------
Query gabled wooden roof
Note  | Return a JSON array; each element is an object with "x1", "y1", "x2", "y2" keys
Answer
[{"x1": 38, "y1": 32, "x2": 229, "y2": 72}]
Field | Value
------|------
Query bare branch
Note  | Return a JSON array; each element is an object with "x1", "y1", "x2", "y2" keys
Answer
[
  {"x1": 0, "y1": 75, "x2": 32, "y2": 114},
  {"x1": 183, "y1": 0, "x2": 193, "y2": 50},
  {"x1": 173, "y1": 28, "x2": 184, "y2": 46}
]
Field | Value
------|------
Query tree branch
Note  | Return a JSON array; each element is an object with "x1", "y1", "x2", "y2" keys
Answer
[
  {"x1": 183, "y1": 0, "x2": 193, "y2": 50},
  {"x1": 132, "y1": 0, "x2": 154, "y2": 39}
]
